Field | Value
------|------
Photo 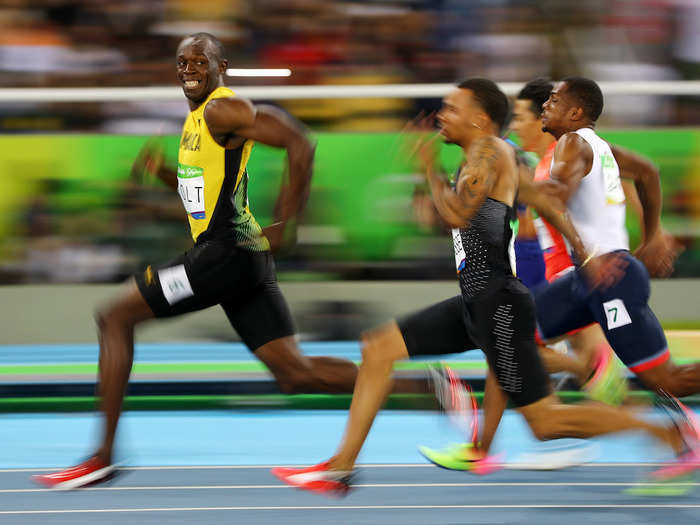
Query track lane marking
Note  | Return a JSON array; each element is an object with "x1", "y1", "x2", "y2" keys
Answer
[
  {"x1": 0, "y1": 481, "x2": 697, "y2": 493},
  {"x1": 0, "y1": 462, "x2": 670, "y2": 473},
  {"x1": 2, "y1": 504, "x2": 700, "y2": 514}
]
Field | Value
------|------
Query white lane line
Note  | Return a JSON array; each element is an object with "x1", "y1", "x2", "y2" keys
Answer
[
  {"x1": 0, "y1": 463, "x2": 670, "y2": 473},
  {"x1": 0, "y1": 482, "x2": 697, "y2": 493},
  {"x1": 2, "y1": 504, "x2": 700, "y2": 514}
]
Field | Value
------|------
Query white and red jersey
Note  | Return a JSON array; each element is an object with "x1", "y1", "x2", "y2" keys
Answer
[{"x1": 533, "y1": 141, "x2": 574, "y2": 282}]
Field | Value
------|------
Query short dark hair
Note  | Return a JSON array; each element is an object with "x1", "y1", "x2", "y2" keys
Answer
[
  {"x1": 517, "y1": 77, "x2": 553, "y2": 118},
  {"x1": 561, "y1": 76, "x2": 604, "y2": 122},
  {"x1": 185, "y1": 32, "x2": 225, "y2": 61},
  {"x1": 457, "y1": 78, "x2": 509, "y2": 133}
]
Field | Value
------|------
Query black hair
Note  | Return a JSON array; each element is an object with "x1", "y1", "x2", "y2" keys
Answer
[
  {"x1": 560, "y1": 76, "x2": 604, "y2": 122},
  {"x1": 516, "y1": 77, "x2": 553, "y2": 118},
  {"x1": 185, "y1": 32, "x2": 225, "y2": 61},
  {"x1": 457, "y1": 78, "x2": 509, "y2": 133}
]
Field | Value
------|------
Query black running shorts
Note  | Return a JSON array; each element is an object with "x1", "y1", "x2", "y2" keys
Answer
[
  {"x1": 398, "y1": 282, "x2": 551, "y2": 407},
  {"x1": 135, "y1": 239, "x2": 295, "y2": 351},
  {"x1": 398, "y1": 295, "x2": 480, "y2": 357},
  {"x1": 465, "y1": 280, "x2": 551, "y2": 407}
]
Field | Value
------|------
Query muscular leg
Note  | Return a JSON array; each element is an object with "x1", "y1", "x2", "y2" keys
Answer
[
  {"x1": 255, "y1": 335, "x2": 427, "y2": 395},
  {"x1": 236, "y1": 274, "x2": 421, "y2": 395},
  {"x1": 584, "y1": 256, "x2": 700, "y2": 398},
  {"x1": 518, "y1": 394, "x2": 682, "y2": 453},
  {"x1": 538, "y1": 345, "x2": 589, "y2": 385},
  {"x1": 95, "y1": 280, "x2": 154, "y2": 463},
  {"x1": 538, "y1": 325, "x2": 611, "y2": 386},
  {"x1": 481, "y1": 330, "x2": 615, "y2": 455},
  {"x1": 255, "y1": 336, "x2": 359, "y2": 394},
  {"x1": 567, "y1": 324, "x2": 606, "y2": 375},
  {"x1": 479, "y1": 368, "x2": 508, "y2": 454},
  {"x1": 326, "y1": 321, "x2": 409, "y2": 470},
  {"x1": 636, "y1": 360, "x2": 700, "y2": 398}
]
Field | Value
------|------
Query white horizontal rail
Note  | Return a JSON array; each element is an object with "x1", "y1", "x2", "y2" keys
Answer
[{"x1": 0, "y1": 81, "x2": 698, "y2": 103}]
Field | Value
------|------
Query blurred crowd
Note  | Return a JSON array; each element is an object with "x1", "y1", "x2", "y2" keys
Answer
[
  {"x1": 0, "y1": 0, "x2": 698, "y2": 131},
  {"x1": 0, "y1": 0, "x2": 698, "y2": 284}
]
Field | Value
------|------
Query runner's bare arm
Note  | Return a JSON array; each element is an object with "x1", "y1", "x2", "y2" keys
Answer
[
  {"x1": 205, "y1": 98, "x2": 315, "y2": 229},
  {"x1": 131, "y1": 139, "x2": 178, "y2": 190},
  {"x1": 425, "y1": 136, "x2": 500, "y2": 228},
  {"x1": 611, "y1": 144, "x2": 680, "y2": 276},
  {"x1": 621, "y1": 179, "x2": 644, "y2": 240},
  {"x1": 517, "y1": 172, "x2": 589, "y2": 265},
  {"x1": 611, "y1": 144, "x2": 661, "y2": 241},
  {"x1": 547, "y1": 133, "x2": 594, "y2": 203}
]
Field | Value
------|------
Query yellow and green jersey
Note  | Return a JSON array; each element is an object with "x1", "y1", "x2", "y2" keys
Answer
[{"x1": 177, "y1": 86, "x2": 269, "y2": 251}]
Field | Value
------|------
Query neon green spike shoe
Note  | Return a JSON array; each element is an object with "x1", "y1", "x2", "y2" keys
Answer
[
  {"x1": 584, "y1": 345, "x2": 628, "y2": 406},
  {"x1": 624, "y1": 475, "x2": 695, "y2": 497},
  {"x1": 418, "y1": 443, "x2": 503, "y2": 475}
]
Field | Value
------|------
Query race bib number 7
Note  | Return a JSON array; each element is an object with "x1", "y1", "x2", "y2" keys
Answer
[
  {"x1": 603, "y1": 298, "x2": 632, "y2": 330},
  {"x1": 177, "y1": 163, "x2": 206, "y2": 219}
]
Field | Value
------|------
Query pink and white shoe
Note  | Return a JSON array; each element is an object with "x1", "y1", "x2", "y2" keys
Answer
[
  {"x1": 428, "y1": 364, "x2": 479, "y2": 444},
  {"x1": 271, "y1": 461, "x2": 355, "y2": 497},
  {"x1": 653, "y1": 392, "x2": 700, "y2": 481}
]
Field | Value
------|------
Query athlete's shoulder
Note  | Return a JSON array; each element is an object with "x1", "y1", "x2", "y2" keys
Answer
[
  {"x1": 554, "y1": 131, "x2": 592, "y2": 159},
  {"x1": 203, "y1": 95, "x2": 256, "y2": 134},
  {"x1": 468, "y1": 135, "x2": 510, "y2": 159}
]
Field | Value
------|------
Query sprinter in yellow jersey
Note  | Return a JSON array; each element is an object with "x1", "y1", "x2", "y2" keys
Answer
[{"x1": 33, "y1": 32, "x2": 361, "y2": 490}]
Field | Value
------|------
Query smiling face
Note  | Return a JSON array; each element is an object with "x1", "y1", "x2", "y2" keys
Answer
[
  {"x1": 436, "y1": 88, "x2": 483, "y2": 146},
  {"x1": 176, "y1": 37, "x2": 227, "y2": 106}
]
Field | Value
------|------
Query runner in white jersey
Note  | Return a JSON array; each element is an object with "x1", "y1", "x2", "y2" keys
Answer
[
  {"x1": 533, "y1": 77, "x2": 699, "y2": 403},
  {"x1": 564, "y1": 127, "x2": 629, "y2": 255}
]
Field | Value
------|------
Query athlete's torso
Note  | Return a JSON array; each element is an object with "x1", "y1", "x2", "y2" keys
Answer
[
  {"x1": 453, "y1": 196, "x2": 518, "y2": 302},
  {"x1": 561, "y1": 127, "x2": 628, "y2": 256},
  {"x1": 177, "y1": 86, "x2": 268, "y2": 250}
]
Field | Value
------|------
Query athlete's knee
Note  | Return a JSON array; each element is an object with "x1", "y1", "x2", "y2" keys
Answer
[
  {"x1": 95, "y1": 306, "x2": 119, "y2": 334},
  {"x1": 637, "y1": 363, "x2": 696, "y2": 397},
  {"x1": 95, "y1": 306, "x2": 123, "y2": 333},
  {"x1": 95, "y1": 302, "x2": 137, "y2": 336},
  {"x1": 646, "y1": 365, "x2": 700, "y2": 398},
  {"x1": 526, "y1": 411, "x2": 574, "y2": 441},
  {"x1": 359, "y1": 323, "x2": 406, "y2": 367},
  {"x1": 529, "y1": 419, "x2": 564, "y2": 441},
  {"x1": 521, "y1": 411, "x2": 557, "y2": 441},
  {"x1": 519, "y1": 400, "x2": 566, "y2": 441},
  {"x1": 359, "y1": 338, "x2": 395, "y2": 370}
]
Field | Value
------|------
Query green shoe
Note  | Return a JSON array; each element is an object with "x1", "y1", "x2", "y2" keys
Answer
[
  {"x1": 624, "y1": 475, "x2": 695, "y2": 497},
  {"x1": 584, "y1": 346, "x2": 628, "y2": 406},
  {"x1": 418, "y1": 443, "x2": 502, "y2": 474}
]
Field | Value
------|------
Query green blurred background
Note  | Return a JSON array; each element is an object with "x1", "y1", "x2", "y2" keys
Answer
[{"x1": 1, "y1": 129, "x2": 698, "y2": 284}]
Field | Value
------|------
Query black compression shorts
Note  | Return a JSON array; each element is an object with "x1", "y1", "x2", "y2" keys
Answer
[
  {"x1": 135, "y1": 239, "x2": 295, "y2": 351},
  {"x1": 398, "y1": 282, "x2": 551, "y2": 407},
  {"x1": 398, "y1": 295, "x2": 480, "y2": 357}
]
